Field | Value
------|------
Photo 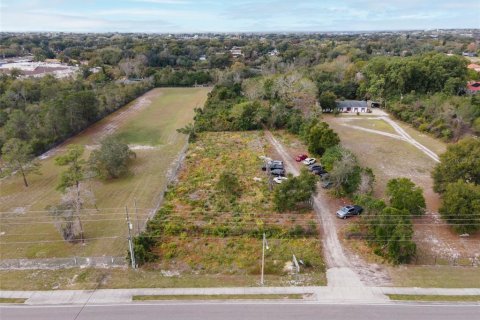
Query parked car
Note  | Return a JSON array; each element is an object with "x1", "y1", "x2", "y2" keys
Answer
[
  {"x1": 336, "y1": 205, "x2": 363, "y2": 219},
  {"x1": 319, "y1": 173, "x2": 330, "y2": 180},
  {"x1": 269, "y1": 163, "x2": 284, "y2": 171},
  {"x1": 295, "y1": 154, "x2": 308, "y2": 162},
  {"x1": 270, "y1": 168, "x2": 285, "y2": 176},
  {"x1": 302, "y1": 158, "x2": 316, "y2": 165},
  {"x1": 321, "y1": 181, "x2": 333, "y2": 189},
  {"x1": 263, "y1": 160, "x2": 283, "y2": 171},
  {"x1": 313, "y1": 168, "x2": 328, "y2": 175},
  {"x1": 273, "y1": 176, "x2": 288, "y2": 184},
  {"x1": 308, "y1": 164, "x2": 323, "y2": 171}
]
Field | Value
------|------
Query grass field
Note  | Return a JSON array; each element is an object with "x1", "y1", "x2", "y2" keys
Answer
[
  {"x1": 0, "y1": 87, "x2": 211, "y2": 259},
  {"x1": 389, "y1": 266, "x2": 480, "y2": 288},
  {"x1": 132, "y1": 294, "x2": 306, "y2": 301},
  {"x1": 138, "y1": 131, "x2": 325, "y2": 285},
  {"x1": 324, "y1": 114, "x2": 441, "y2": 200},
  {"x1": 388, "y1": 294, "x2": 480, "y2": 302}
]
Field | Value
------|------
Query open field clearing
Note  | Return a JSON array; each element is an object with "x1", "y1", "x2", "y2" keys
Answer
[
  {"x1": 324, "y1": 113, "x2": 480, "y2": 269},
  {"x1": 140, "y1": 131, "x2": 325, "y2": 286},
  {"x1": 0, "y1": 87, "x2": 210, "y2": 259}
]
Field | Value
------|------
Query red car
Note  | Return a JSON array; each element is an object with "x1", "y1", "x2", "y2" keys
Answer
[{"x1": 295, "y1": 154, "x2": 308, "y2": 162}]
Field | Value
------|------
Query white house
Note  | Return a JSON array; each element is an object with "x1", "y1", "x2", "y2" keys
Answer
[{"x1": 335, "y1": 100, "x2": 371, "y2": 113}]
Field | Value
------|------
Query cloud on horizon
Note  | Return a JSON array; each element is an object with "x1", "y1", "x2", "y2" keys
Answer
[{"x1": 0, "y1": 0, "x2": 478, "y2": 32}]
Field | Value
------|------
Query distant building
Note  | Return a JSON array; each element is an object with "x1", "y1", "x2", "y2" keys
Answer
[
  {"x1": 468, "y1": 64, "x2": 480, "y2": 73},
  {"x1": 335, "y1": 100, "x2": 371, "y2": 113},
  {"x1": 321, "y1": 100, "x2": 372, "y2": 113},
  {"x1": 463, "y1": 52, "x2": 478, "y2": 57},
  {"x1": 467, "y1": 81, "x2": 480, "y2": 94},
  {"x1": 229, "y1": 46, "x2": 243, "y2": 57},
  {"x1": 268, "y1": 49, "x2": 279, "y2": 56},
  {"x1": 199, "y1": 55, "x2": 207, "y2": 61}
]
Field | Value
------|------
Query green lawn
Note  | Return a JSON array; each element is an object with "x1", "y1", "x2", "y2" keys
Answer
[
  {"x1": 388, "y1": 294, "x2": 480, "y2": 302},
  {"x1": 0, "y1": 87, "x2": 211, "y2": 259},
  {"x1": 389, "y1": 266, "x2": 480, "y2": 288},
  {"x1": 133, "y1": 294, "x2": 306, "y2": 301},
  {"x1": 0, "y1": 298, "x2": 26, "y2": 304}
]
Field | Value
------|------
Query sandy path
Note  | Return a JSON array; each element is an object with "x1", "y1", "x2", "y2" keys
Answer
[
  {"x1": 336, "y1": 114, "x2": 440, "y2": 163},
  {"x1": 340, "y1": 124, "x2": 407, "y2": 141},
  {"x1": 264, "y1": 131, "x2": 373, "y2": 288}
]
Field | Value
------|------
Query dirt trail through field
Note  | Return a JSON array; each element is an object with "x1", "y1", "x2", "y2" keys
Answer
[
  {"x1": 338, "y1": 114, "x2": 440, "y2": 163},
  {"x1": 264, "y1": 131, "x2": 390, "y2": 287}
]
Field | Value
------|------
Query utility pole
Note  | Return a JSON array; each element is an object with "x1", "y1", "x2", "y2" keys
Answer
[
  {"x1": 134, "y1": 198, "x2": 140, "y2": 235},
  {"x1": 125, "y1": 206, "x2": 136, "y2": 269},
  {"x1": 260, "y1": 233, "x2": 269, "y2": 286}
]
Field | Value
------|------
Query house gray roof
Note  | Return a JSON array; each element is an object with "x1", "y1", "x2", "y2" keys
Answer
[{"x1": 336, "y1": 100, "x2": 368, "y2": 109}]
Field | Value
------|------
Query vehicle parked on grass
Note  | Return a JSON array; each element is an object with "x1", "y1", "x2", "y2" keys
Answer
[
  {"x1": 321, "y1": 181, "x2": 333, "y2": 189},
  {"x1": 308, "y1": 164, "x2": 323, "y2": 171},
  {"x1": 336, "y1": 205, "x2": 363, "y2": 219},
  {"x1": 302, "y1": 158, "x2": 316, "y2": 165},
  {"x1": 295, "y1": 154, "x2": 308, "y2": 162},
  {"x1": 273, "y1": 176, "x2": 288, "y2": 184},
  {"x1": 319, "y1": 173, "x2": 330, "y2": 180},
  {"x1": 269, "y1": 163, "x2": 284, "y2": 170},
  {"x1": 262, "y1": 160, "x2": 283, "y2": 171},
  {"x1": 313, "y1": 168, "x2": 328, "y2": 175},
  {"x1": 270, "y1": 168, "x2": 286, "y2": 176}
]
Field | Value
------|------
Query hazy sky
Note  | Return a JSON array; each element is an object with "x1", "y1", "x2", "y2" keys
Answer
[{"x1": 1, "y1": 0, "x2": 479, "y2": 33}]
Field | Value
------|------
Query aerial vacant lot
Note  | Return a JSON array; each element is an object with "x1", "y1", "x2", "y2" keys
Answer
[
  {"x1": 0, "y1": 87, "x2": 210, "y2": 259},
  {"x1": 139, "y1": 131, "x2": 325, "y2": 286}
]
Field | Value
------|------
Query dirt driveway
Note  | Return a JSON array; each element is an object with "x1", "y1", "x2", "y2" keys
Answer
[
  {"x1": 324, "y1": 111, "x2": 480, "y2": 263},
  {"x1": 264, "y1": 131, "x2": 391, "y2": 287}
]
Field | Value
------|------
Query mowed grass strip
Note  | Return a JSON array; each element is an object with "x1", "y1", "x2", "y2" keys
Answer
[
  {"x1": 133, "y1": 294, "x2": 306, "y2": 301},
  {"x1": 388, "y1": 294, "x2": 480, "y2": 302},
  {"x1": 0, "y1": 298, "x2": 27, "y2": 304},
  {"x1": 0, "y1": 87, "x2": 211, "y2": 259},
  {"x1": 389, "y1": 266, "x2": 480, "y2": 288},
  {"x1": 0, "y1": 268, "x2": 325, "y2": 290}
]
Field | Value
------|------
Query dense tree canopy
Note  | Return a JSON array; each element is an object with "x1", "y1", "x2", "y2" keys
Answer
[
  {"x1": 439, "y1": 181, "x2": 480, "y2": 234},
  {"x1": 306, "y1": 122, "x2": 340, "y2": 156},
  {"x1": 386, "y1": 178, "x2": 426, "y2": 216},
  {"x1": 367, "y1": 207, "x2": 416, "y2": 264},
  {"x1": 274, "y1": 170, "x2": 317, "y2": 212},
  {"x1": 432, "y1": 138, "x2": 480, "y2": 193}
]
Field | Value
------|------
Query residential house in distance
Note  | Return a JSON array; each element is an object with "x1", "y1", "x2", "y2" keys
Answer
[
  {"x1": 268, "y1": 49, "x2": 279, "y2": 56},
  {"x1": 467, "y1": 81, "x2": 480, "y2": 94},
  {"x1": 322, "y1": 100, "x2": 378, "y2": 113},
  {"x1": 463, "y1": 52, "x2": 478, "y2": 57},
  {"x1": 468, "y1": 63, "x2": 480, "y2": 73},
  {"x1": 230, "y1": 46, "x2": 243, "y2": 57}
]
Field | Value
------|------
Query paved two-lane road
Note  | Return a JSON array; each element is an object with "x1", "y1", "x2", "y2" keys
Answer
[{"x1": 2, "y1": 302, "x2": 479, "y2": 320}]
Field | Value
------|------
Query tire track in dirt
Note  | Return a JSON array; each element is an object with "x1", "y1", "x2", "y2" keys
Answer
[{"x1": 380, "y1": 116, "x2": 440, "y2": 163}]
